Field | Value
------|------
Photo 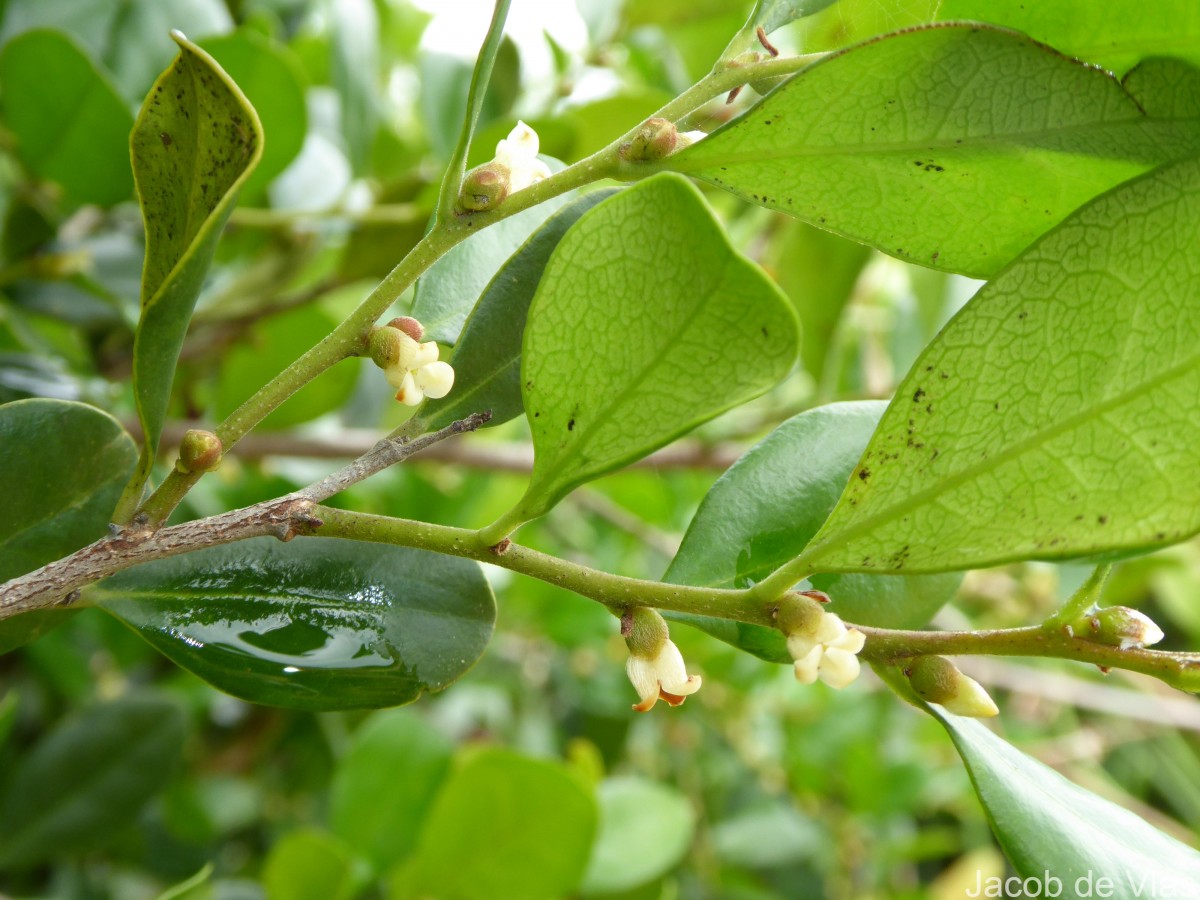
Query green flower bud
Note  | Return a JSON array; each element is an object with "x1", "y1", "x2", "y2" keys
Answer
[
  {"x1": 906, "y1": 656, "x2": 998, "y2": 718},
  {"x1": 623, "y1": 607, "x2": 669, "y2": 659},
  {"x1": 774, "y1": 591, "x2": 826, "y2": 639},
  {"x1": 1069, "y1": 606, "x2": 1165, "y2": 650},
  {"x1": 175, "y1": 429, "x2": 223, "y2": 474},
  {"x1": 619, "y1": 118, "x2": 678, "y2": 162},
  {"x1": 458, "y1": 162, "x2": 510, "y2": 212}
]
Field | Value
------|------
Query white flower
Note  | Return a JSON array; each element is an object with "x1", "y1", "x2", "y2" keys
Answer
[
  {"x1": 626, "y1": 638, "x2": 702, "y2": 712},
  {"x1": 494, "y1": 121, "x2": 551, "y2": 193},
  {"x1": 786, "y1": 612, "x2": 865, "y2": 689},
  {"x1": 371, "y1": 321, "x2": 455, "y2": 407}
]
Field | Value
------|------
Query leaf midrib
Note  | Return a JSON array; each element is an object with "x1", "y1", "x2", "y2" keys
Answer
[
  {"x1": 804, "y1": 350, "x2": 1200, "y2": 567},
  {"x1": 675, "y1": 114, "x2": 1190, "y2": 170}
]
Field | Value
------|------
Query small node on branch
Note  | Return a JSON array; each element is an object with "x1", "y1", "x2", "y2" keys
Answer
[{"x1": 488, "y1": 538, "x2": 512, "y2": 556}]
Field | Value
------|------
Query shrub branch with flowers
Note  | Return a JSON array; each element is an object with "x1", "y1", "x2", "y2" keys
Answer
[{"x1": 4, "y1": 0, "x2": 1200, "y2": 893}]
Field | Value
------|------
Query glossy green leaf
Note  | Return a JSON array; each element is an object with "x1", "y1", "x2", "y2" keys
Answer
[
  {"x1": 0, "y1": 693, "x2": 186, "y2": 868},
  {"x1": 0, "y1": 30, "x2": 133, "y2": 207},
  {"x1": 262, "y1": 829, "x2": 360, "y2": 900},
  {"x1": 212, "y1": 305, "x2": 359, "y2": 430},
  {"x1": 511, "y1": 173, "x2": 799, "y2": 524},
  {"x1": 768, "y1": 220, "x2": 871, "y2": 383},
  {"x1": 412, "y1": 185, "x2": 570, "y2": 345},
  {"x1": 798, "y1": 156, "x2": 1200, "y2": 576},
  {"x1": 92, "y1": 538, "x2": 496, "y2": 711},
  {"x1": 405, "y1": 747, "x2": 597, "y2": 899},
  {"x1": 665, "y1": 403, "x2": 958, "y2": 663},
  {"x1": 200, "y1": 29, "x2": 307, "y2": 194},
  {"x1": 330, "y1": 0, "x2": 380, "y2": 175},
  {"x1": 581, "y1": 777, "x2": 695, "y2": 895},
  {"x1": 0, "y1": 400, "x2": 138, "y2": 633},
  {"x1": 414, "y1": 188, "x2": 619, "y2": 432},
  {"x1": 670, "y1": 24, "x2": 1200, "y2": 278},
  {"x1": 330, "y1": 709, "x2": 452, "y2": 873},
  {"x1": 129, "y1": 33, "x2": 262, "y2": 497},
  {"x1": 938, "y1": 0, "x2": 1200, "y2": 74},
  {"x1": 931, "y1": 709, "x2": 1200, "y2": 892}
]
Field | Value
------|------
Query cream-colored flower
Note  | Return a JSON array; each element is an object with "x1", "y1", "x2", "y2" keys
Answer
[
  {"x1": 370, "y1": 320, "x2": 455, "y2": 407},
  {"x1": 494, "y1": 121, "x2": 551, "y2": 192},
  {"x1": 626, "y1": 638, "x2": 702, "y2": 712},
  {"x1": 786, "y1": 612, "x2": 865, "y2": 688},
  {"x1": 623, "y1": 607, "x2": 701, "y2": 712}
]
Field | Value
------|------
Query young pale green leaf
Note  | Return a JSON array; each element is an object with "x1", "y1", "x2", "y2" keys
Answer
[
  {"x1": 670, "y1": 24, "x2": 1200, "y2": 278},
  {"x1": 796, "y1": 156, "x2": 1200, "y2": 576},
  {"x1": 329, "y1": 709, "x2": 452, "y2": 873},
  {"x1": 0, "y1": 693, "x2": 186, "y2": 869},
  {"x1": 512, "y1": 173, "x2": 799, "y2": 524},
  {"x1": 262, "y1": 829, "x2": 360, "y2": 900},
  {"x1": 129, "y1": 33, "x2": 262, "y2": 498},
  {"x1": 938, "y1": 0, "x2": 1200, "y2": 74},
  {"x1": 665, "y1": 403, "x2": 958, "y2": 663},
  {"x1": 931, "y1": 709, "x2": 1200, "y2": 891},
  {"x1": 581, "y1": 777, "x2": 696, "y2": 896},
  {"x1": 91, "y1": 538, "x2": 495, "y2": 711},
  {"x1": 404, "y1": 747, "x2": 597, "y2": 899},
  {"x1": 199, "y1": 29, "x2": 307, "y2": 195},
  {"x1": 0, "y1": 29, "x2": 133, "y2": 207},
  {"x1": 750, "y1": 0, "x2": 840, "y2": 36},
  {"x1": 0, "y1": 399, "x2": 137, "y2": 584},
  {"x1": 414, "y1": 188, "x2": 619, "y2": 432},
  {"x1": 411, "y1": 183, "x2": 570, "y2": 344}
]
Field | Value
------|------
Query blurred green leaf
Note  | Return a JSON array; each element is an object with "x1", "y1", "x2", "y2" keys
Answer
[
  {"x1": 415, "y1": 188, "x2": 619, "y2": 432},
  {"x1": 932, "y1": 709, "x2": 1200, "y2": 890},
  {"x1": 0, "y1": 399, "x2": 137, "y2": 583},
  {"x1": 0, "y1": 0, "x2": 233, "y2": 102},
  {"x1": 666, "y1": 402, "x2": 958, "y2": 662},
  {"x1": 0, "y1": 692, "x2": 186, "y2": 869},
  {"x1": 799, "y1": 157, "x2": 1200, "y2": 575},
  {"x1": 156, "y1": 863, "x2": 214, "y2": 900},
  {"x1": 212, "y1": 305, "x2": 359, "y2": 430},
  {"x1": 938, "y1": 0, "x2": 1200, "y2": 73},
  {"x1": 411, "y1": 180, "x2": 570, "y2": 344},
  {"x1": 92, "y1": 538, "x2": 496, "y2": 711},
  {"x1": 507, "y1": 174, "x2": 797, "y2": 526},
  {"x1": 405, "y1": 747, "x2": 597, "y2": 899},
  {"x1": 767, "y1": 220, "x2": 870, "y2": 383},
  {"x1": 672, "y1": 24, "x2": 1200, "y2": 277},
  {"x1": 581, "y1": 777, "x2": 695, "y2": 895},
  {"x1": 788, "y1": 0, "x2": 938, "y2": 53},
  {"x1": 128, "y1": 33, "x2": 262, "y2": 499},
  {"x1": 330, "y1": 0, "x2": 380, "y2": 176},
  {"x1": 263, "y1": 829, "x2": 360, "y2": 900},
  {"x1": 200, "y1": 28, "x2": 307, "y2": 195},
  {"x1": 330, "y1": 709, "x2": 452, "y2": 873},
  {"x1": 0, "y1": 29, "x2": 133, "y2": 207}
]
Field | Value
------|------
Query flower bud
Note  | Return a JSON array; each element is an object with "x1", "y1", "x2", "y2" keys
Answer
[
  {"x1": 415, "y1": 360, "x2": 455, "y2": 399},
  {"x1": 624, "y1": 606, "x2": 669, "y2": 659},
  {"x1": 906, "y1": 656, "x2": 998, "y2": 718},
  {"x1": 387, "y1": 316, "x2": 424, "y2": 342},
  {"x1": 369, "y1": 325, "x2": 419, "y2": 371},
  {"x1": 175, "y1": 429, "x2": 223, "y2": 474},
  {"x1": 459, "y1": 162, "x2": 510, "y2": 212},
  {"x1": 620, "y1": 118, "x2": 678, "y2": 162},
  {"x1": 1070, "y1": 606, "x2": 1165, "y2": 650}
]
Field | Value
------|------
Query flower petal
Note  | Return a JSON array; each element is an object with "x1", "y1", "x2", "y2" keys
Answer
[
  {"x1": 793, "y1": 646, "x2": 822, "y2": 684},
  {"x1": 814, "y1": 612, "x2": 847, "y2": 645},
  {"x1": 415, "y1": 360, "x2": 455, "y2": 399},
  {"x1": 414, "y1": 341, "x2": 440, "y2": 368},
  {"x1": 819, "y1": 648, "x2": 861, "y2": 689},
  {"x1": 394, "y1": 371, "x2": 424, "y2": 406},
  {"x1": 654, "y1": 640, "x2": 700, "y2": 695},
  {"x1": 829, "y1": 627, "x2": 865, "y2": 655},
  {"x1": 626, "y1": 655, "x2": 660, "y2": 711}
]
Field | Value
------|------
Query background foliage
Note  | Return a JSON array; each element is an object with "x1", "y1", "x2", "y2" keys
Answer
[{"x1": 2, "y1": 1, "x2": 1200, "y2": 897}]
